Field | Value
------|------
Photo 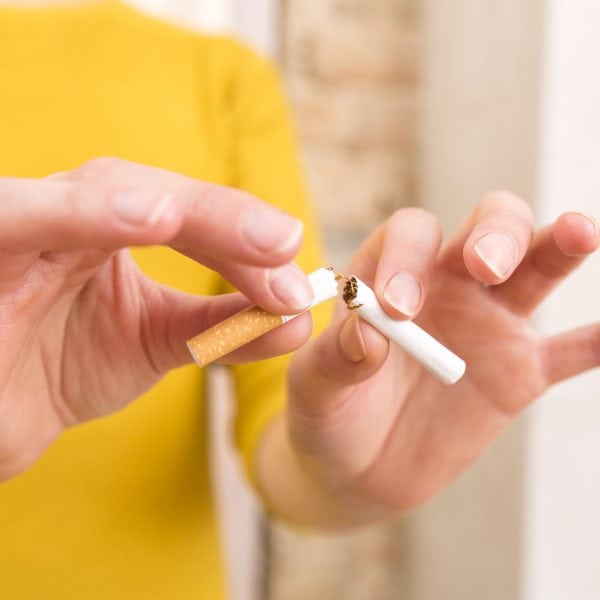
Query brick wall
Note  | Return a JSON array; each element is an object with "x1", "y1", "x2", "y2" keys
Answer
[
  {"x1": 267, "y1": 2, "x2": 422, "y2": 598},
  {"x1": 281, "y1": 0, "x2": 421, "y2": 240}
]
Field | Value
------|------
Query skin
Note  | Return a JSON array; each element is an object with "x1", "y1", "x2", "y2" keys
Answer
[
  {"x1": 0, "y1": 159, "x2": 314, "y2": 478},
  {"x1": 2, "y1": 0, "x2": 600, "y2": 528},
  {"x1": 257, "y1": 196, "x2": 600, "y2": 527},
  {"x1": 1, "y1": 159, "x2": 598, "y2": 531}
]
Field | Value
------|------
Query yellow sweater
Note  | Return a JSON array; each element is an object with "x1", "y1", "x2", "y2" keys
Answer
[{"x1": 0, "y1": 2, "x2": 323, "y2": 598}]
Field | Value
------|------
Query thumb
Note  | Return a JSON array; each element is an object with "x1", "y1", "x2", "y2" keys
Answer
[
  {"x1": 143, "y1": 283, "x2": 314, "y2": 373},
  {"x1": 284, "y1": 311, "x2": 392, "y2": 486},
  {"x1": 288, "y1": 309, "x2": 390, "y2": 417}
]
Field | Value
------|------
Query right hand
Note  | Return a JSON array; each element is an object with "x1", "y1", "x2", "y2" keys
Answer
[
  {"x1": 260, "y1": 195, "x2": 599, "y2": 527},
  {"x1": 0, "y1": 158, "x2": 314, "y2": 480}
]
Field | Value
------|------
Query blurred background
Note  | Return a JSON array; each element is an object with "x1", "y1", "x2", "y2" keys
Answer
[{"x1": 126, "y1": 1, "x2": 600, "y2": 599}]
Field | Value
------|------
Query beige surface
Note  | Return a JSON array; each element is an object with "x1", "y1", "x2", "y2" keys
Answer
[
  {"x1": 282, "y1": 0, "x2": 421, "y2": 235},
  {"x1": 268, "y1": 0, "x2": 545, "y2": 598},
  {"x1": 390, "y1": 0, "x2": 544, "y2": 598},
  {"x1": 421, "y1": 0, "x2": 544, "y2": 233},
  {"x1": 522, "y1": 0, "x2": 600, "y2": 596}
]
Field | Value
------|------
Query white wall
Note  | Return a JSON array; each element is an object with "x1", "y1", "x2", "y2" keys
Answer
[
  {"x1": 123, "y1": 0, "x2": 279, "y2": 57},
  {"x1": 418, "y1": 1, "x2": 543, "y2": 598},
  {"x1": 522, "y1": 0, "x2": 600, "y2": 598},
  {"x1": 422, "y1": 2, "x2": 600, "y2": 598}
]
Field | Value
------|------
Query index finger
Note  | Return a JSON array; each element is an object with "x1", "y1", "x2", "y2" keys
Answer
[
  {"x1": 346, "y1": 207, "x2": 443, "y2": 319},
  {"x1": 0, "y1": 161, "x2": 313, "y2": 313},
  {"x1": 66, "y1": 158, "x2": 304, "y2": 268}
]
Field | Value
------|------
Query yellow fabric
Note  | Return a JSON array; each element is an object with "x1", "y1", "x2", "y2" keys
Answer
[{"x1": 0, "y1": 2, "x2": 325, "y2": 598}]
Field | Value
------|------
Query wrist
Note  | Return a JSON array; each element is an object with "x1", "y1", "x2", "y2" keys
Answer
[{"x1": 255, "y1": 415, "x2": 393, "y2": 530}]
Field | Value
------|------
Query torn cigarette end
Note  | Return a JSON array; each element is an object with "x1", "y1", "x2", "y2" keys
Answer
[
  {"x1": 186, "y1": 267, "x2": 339, "y2": 368},
  {"x1": 335, "y1": 272, "x2": 364, "y2": 310},
  {"x1": 341, "y1": 273, "x2": 466, "y2": 385}
]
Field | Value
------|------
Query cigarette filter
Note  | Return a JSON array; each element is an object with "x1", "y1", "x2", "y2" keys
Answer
[
  {"x1": 349, "y1": 276, "x2": 466, "y2": 385},
  {"x1": 186, "y1": 267, "x2": 339, "y2": 368}
]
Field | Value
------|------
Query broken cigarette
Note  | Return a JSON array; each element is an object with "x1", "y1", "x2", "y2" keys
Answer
[
  {"x1": 338, "y1": 274, "x2": 466, "y2": 384},
  {"x1": 186, "y1": 267, "x2": 339, "y2": 368},
  {"x1": 186, "y1": 267, "x2": 466, "y2": 385}
]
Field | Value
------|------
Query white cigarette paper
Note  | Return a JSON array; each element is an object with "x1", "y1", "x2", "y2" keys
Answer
[{"x1": 349, "y1": 276, "x2": 466, "y2": 385}]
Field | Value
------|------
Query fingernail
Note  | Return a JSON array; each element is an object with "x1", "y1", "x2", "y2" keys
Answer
[
  {"x1": 112, "y1": 191, "x2": 174, "y2": 225},
  {"x1": 574, "y1": 212, "x2": 600, "y2": 238},
  {"x1": 474, "y1": 232, "x2": 517, "y2": 279},
  {"x1": 241, "y1": 206, "x2": 304, "y2": 254},
  {"x1": 339, "y1": 313, "x2": 368, "y2": 363},
  {"x1": 383, "y1": 271, "x2": 421, "y2": 317},
  {"x1": 270, "y1": 263, "x2": 314, "y2": 311}
]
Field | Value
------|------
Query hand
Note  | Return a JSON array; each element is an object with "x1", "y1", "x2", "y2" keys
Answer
[
  {"x1": 258, "y1": 191, "x2": 600, "y2": 527},
  {"x1": 0, "y1": 158, "x2": 314, "y2": 480}
]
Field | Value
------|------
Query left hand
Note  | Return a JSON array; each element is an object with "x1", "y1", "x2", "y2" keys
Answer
[
  {"x1": 0, "y1": 158, "x2": 314, "y2": 480},
  {"x1": 260, "y1": 191, "x2": 600, "y2": 527}
]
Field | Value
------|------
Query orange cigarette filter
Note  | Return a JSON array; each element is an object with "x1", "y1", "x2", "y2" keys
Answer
[
  {"x1": 186, "y1": 268, "x2": 339, "y2": 368},
  {"x1": 186, "y1": 306, "x2": 285, "y2": 368}
]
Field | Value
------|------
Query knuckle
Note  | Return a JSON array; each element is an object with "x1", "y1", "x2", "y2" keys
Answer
[
  {"x1": 62, "y1": 182, "x2": 83, "y2": 213},
  {"x1": 393, "y1": 207, "x2": 441, "y2": 232},
  {"x1": 184, "y1": 182, "x2": 255, "y2": 222},
  {"x1": 217, "y1": 186, "x2": 256, "y2": 213},
  {"x1": 393, "y1": 206, "x2": 436, "y2": 223},
  {"x1": 182, "y1": 182, "x2": 215, "y2": 222},
  {"x1": 530, "y1": 250, "x2": 569, "y2": 279},
  {"x1": 480, "y1": 190, "x2": 534, "y2": 221},
  {"x1": 71, "y1": 157, "x2": 124, "y2": 182},
  {"x1": 389, "y1": 207, "x2": 442, "y2": 246},
  {"x1": 62, "y1": 183, "x2": 100, "y2": 223}
]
